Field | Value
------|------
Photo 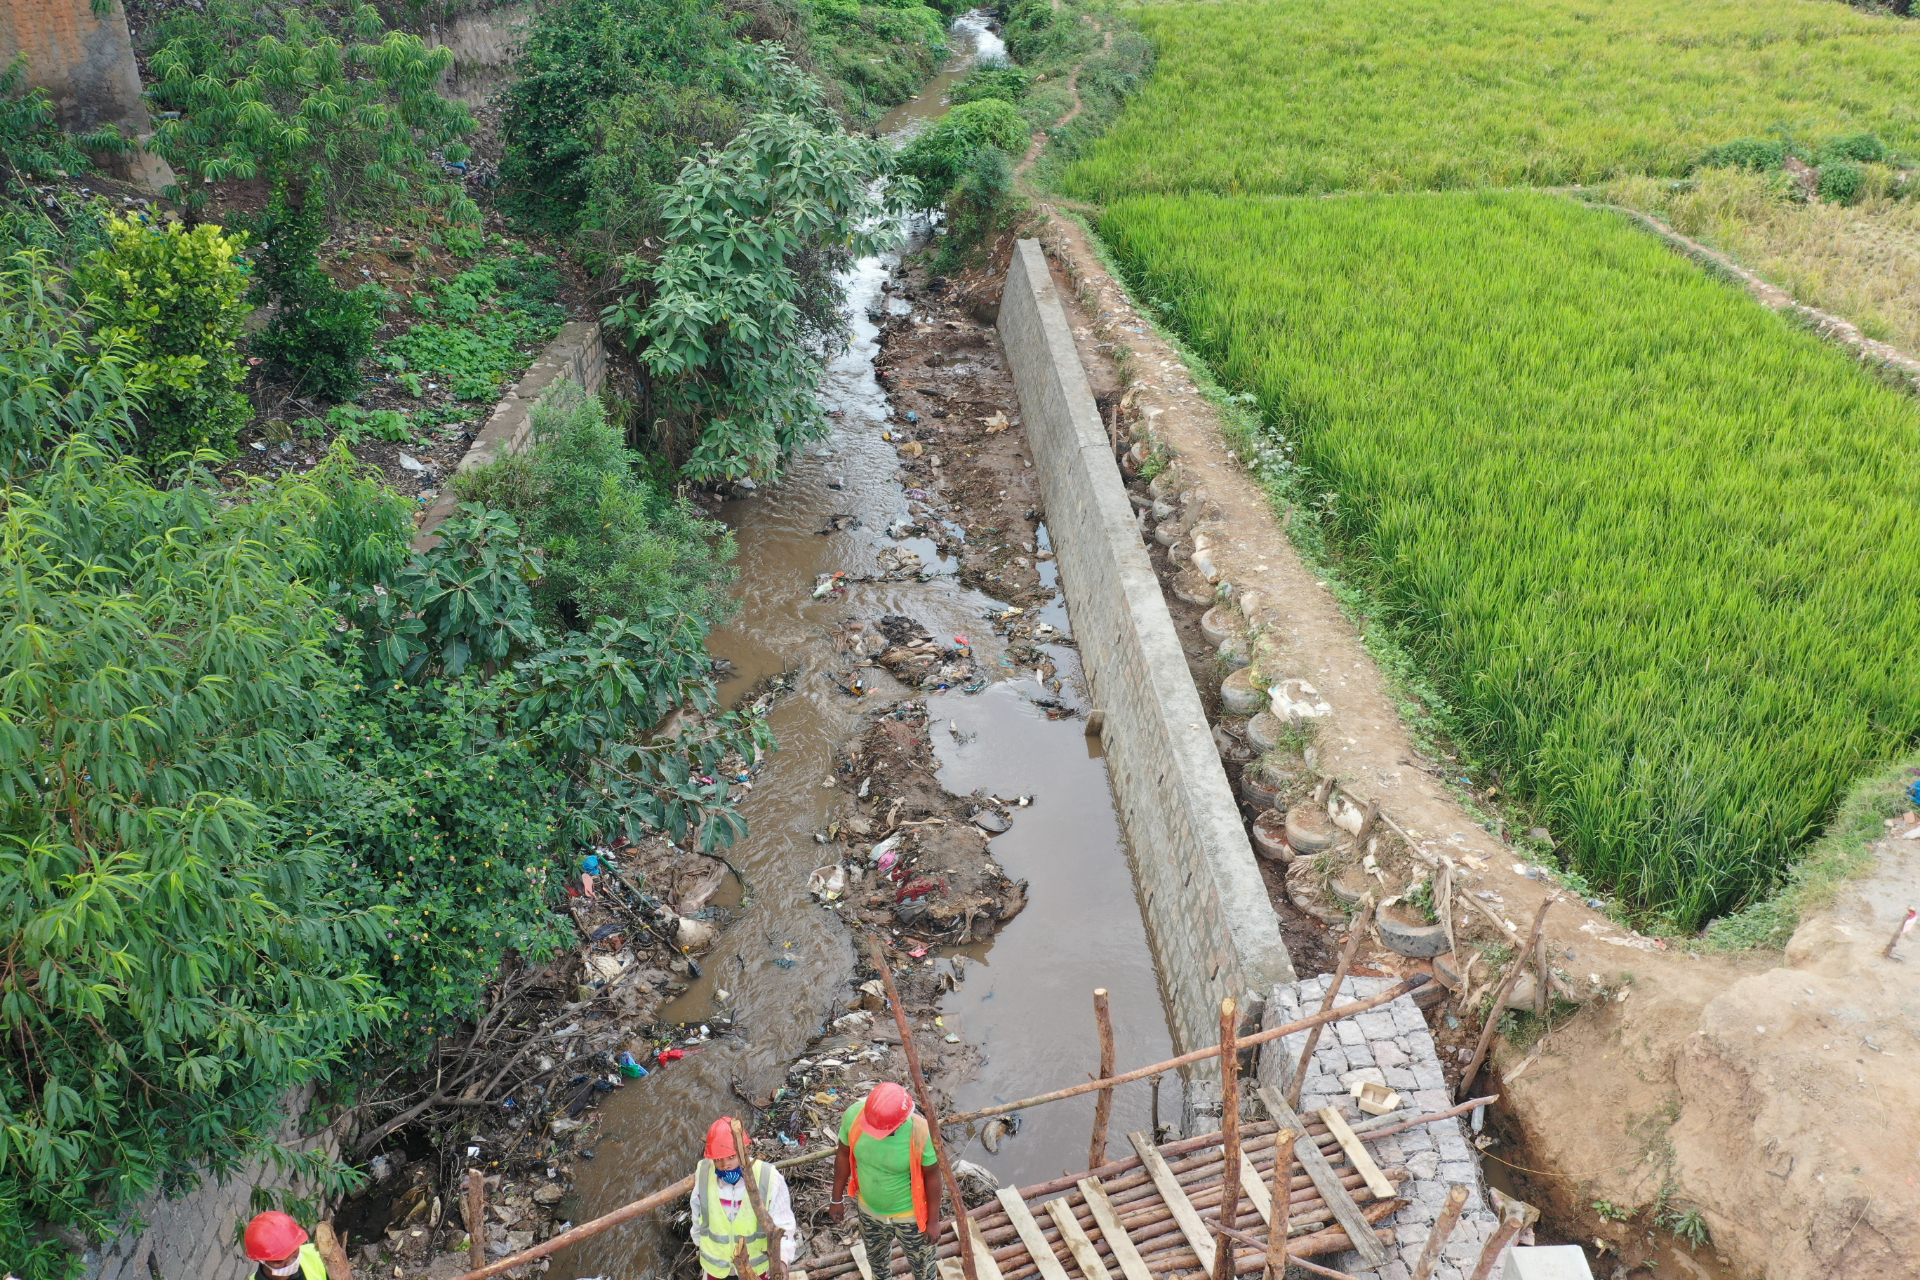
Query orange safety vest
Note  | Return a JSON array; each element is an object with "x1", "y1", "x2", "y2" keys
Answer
[{"x1": 845, "y1": 1112, "x2": 930, "y2": 1231}]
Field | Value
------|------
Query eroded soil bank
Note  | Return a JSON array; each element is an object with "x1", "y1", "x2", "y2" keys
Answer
[{"x1": 1022, "y1": 209, "x2": 1916, "y2": 1280}]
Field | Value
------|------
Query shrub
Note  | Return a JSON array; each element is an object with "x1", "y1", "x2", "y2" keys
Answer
[
  {"x1": 1816, "y1": 132, "x2": 1889, "y2": 165},
  {"x1": 75, "y1": 215, "x2": 252, "y2": 460},
  {"x1": 243, "y1": 194, "x2": 384, "y2": 401},
  {"x1": 1700, "y1": 136, "x2": 1788, "y2": 172},
  {"x1": 936, "y1": 145, "x2": 1021, "y2": 268},
  {"x1": 0, "y1": 55, "x2": 130, "y2": 184},
  {"x1": 898, "y1": 99, "x2": 1029, "y2": 201},
  {"x1": 0, "y1": 250, "x2": 143, "y2": 477},
  {"x1": 952, "y1": 59, "x2": 1034, "y2": 106},
  {"x1": 1817, "y1": 159, "x2": 1866, "y2": 205}
]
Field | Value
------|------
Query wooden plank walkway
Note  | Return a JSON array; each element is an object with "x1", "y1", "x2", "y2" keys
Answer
[{"x1": 805, "y1": 1113, "x2": 1404, "y2": 1280}]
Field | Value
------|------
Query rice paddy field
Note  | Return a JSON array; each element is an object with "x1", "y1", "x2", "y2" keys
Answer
[
  {"x1": 1099, "y1": 190, "x2": 1920, "y2": 925},
  {"x1": 1061, "y1": 0, "x2": 1920, "y2": 201}
]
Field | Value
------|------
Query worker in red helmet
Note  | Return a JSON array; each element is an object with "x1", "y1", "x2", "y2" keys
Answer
[
  {"x1": 692, "y1": 1116, "x2": 798, "y2": 1278},
  {"x1": 243, "y1": 1211, "x2": 325, "y2": 1280},
  {"x1": 829, "y1": 1083, "x2": 944, "y2": 1280}
]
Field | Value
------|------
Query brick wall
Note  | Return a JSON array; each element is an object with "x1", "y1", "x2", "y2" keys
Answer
[{"x1": 997, "y1": 239, "x2": 1295, "y2": 1130}]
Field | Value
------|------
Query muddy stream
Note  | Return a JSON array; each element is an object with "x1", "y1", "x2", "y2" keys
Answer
[{"x1": 553, "y1": 18, "x2": 1178, "y2": 1277}]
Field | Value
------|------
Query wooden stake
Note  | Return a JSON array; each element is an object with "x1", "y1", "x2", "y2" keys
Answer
[
  {"x1": 1212, "y1": 997, "x2": 1242, "y2": 1280},
  {"x1": 1435, "y1": 861, "x2": 1456, "y2": 968},
  {"x1": 313, "y1": 1221, "x2": 353, "y2": 1280},
  {"x1": 465, "y1": 1168, "x2": 487, "y2": 1271},
  {"x1": 1457, "y1": 896, "x2": 1554, "y2": 1100},
  {"x1": 1207, "y1": 1219, "x2": 1358, "y2": 1280},
  {"x1": 1288, "y1": 899, "x2": 1374, "y2": 1109},
  {"x1": 1533, "y1": 925, "x2": 1550, "y2": 1019},
  {"x1": 868, "y1": 935, "x2": 980, "y2": 1280},
  {"x1": 1089, "y1": 988, "x2": 1117, "y2": 1170},
  {"x1": 943, "y1": 976, "x2": 1429, "y2": 1126},
  {"x1": 732, "y1": 1116, "x2": 788, "y2": 1280},
  {"x1": 1466, "y1": 1193, "x2": 1538, "y2": 1280},
  {"x1": 1261, "y1": 1131, "x2": 1296, "y2": 1280},
  {"x1": 1411, "y1": 1185, "x2": 1469, "y2": 1280}
]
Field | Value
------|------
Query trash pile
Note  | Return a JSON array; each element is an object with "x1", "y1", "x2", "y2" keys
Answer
[{"x1": 829, "y1": 614, "x2": 984, "y2": 696}]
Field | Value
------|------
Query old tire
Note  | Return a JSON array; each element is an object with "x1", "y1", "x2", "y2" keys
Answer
[
  {"x1": 1251, "y1": 808, "x2": 1292, "y2": 861},
  {"x1": 1241, "y1": 769, "x2": 1281, "y2": 809},
  {"x1": 1173, "y1": 569, "x2": 1214, "y2": 606},
  {"x1": 1378, "y1": 909, "x2": 1451, "y2": 959},
  {"x1": 1200, "y1": 606, "x2": 1238, "y2": 648},
  {"x1": 1285, "y1": 859, "x2": 1345, "y2": 926},
  {"x1": 1246, "y1": 711, "x2": 1284, "y2": 754},
  {"x1": 1220, "y1": 666, "x2": 1266, "y2": 715},
  {"x1": 1284, "y1": 802, "x2": 1336, "y2": 855},
  {"x1": 1217, "y1": 634, "x2": 1252, "y2": 671},
  {"x1": 1327, "y1": 866, "x2": 1370, "y2": 906}
]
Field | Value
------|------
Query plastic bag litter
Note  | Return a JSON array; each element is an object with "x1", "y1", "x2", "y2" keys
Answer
[{"x1": 808, "y1": 864, "x2": 848, "y2": 900}]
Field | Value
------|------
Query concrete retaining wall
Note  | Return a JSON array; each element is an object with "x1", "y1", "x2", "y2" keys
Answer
[
  {"x1": 413, "y1": 319, "x2": 607, "y2": 548},
  {"x1": 997, "y1": 238, "x2": 1293, "y2": 1125},
  {"x1": 0, "y1": 0, "x2": 170, "y2": 189},
  {"x1": 81, "y1": 1086, "x2": 342, "y2": 1280}
]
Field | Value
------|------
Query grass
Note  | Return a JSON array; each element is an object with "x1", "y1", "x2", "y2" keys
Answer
[
  {"x1": 1061, "y1": 0, "x2": 1920, "y2": 201},
  {"x1": 1603, "y1": 166, "x2": 1920, "y2": 353},
  {"x1": 1098, "y1": 188, "x2": 1920, "y2": 928}
]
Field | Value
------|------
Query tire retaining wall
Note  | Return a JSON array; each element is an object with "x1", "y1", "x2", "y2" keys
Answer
[{"x1": 997, "y1": 238, "x2": 1294, "y2": 1127}]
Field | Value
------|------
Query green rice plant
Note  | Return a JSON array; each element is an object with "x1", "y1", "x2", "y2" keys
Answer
[
  {"x1": 1098, "y1": 189, "x2": 1920, "y2": 927},
  {"x1": 1062, "y1": 0, "x2": 1920, "y2": 201}
]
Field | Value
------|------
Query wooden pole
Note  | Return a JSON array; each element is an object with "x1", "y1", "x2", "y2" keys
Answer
[
  {"x1": 1207, "y1": 1219, "x2": 1357, "y2": 1280},
  {"x1": 1149, "y1": 1074, "x2": 1162, "y2": 1141},
  {"x1": 1533, "y1": 925, "x2": 1550, "y2": 1019},
  {"x1": 1288, "y1": 899, "x2": 1374, "y2": 1109},
  {"x1": 1211, "y1": 997, "x2": 1241, "y2": 1280},
  {"x1": 1457, "y1": 897, "x2": 1554, "y2": 1100},
  {"x1": 1261, "y1": 1130, "x2": 1295, "y2": 1280},
  {"x1": 731, "y1": 1116, "x2": 787, "y2": 1280},
  {"x1": 464, "y1": 1168, "x2": 487, "y2": 1271},
  {"x1": 867, "y1": 935, "x2": 981, "y2": 1280},
  {"x1": 944, "y1": 976, "x2": 1429, "y2": 1125},
  {"x1": 313, "y1": 1222, "x2": 353, "y2": 1280},
  {"x1": 1466, "y1": 1194, "x2": 1538, "y2": 1280},
  {"x1": 445, "y1": 1173, "x2": 696, "y2": 1280},
  {"x1": 1411, "y1": 1185, "x2": 1469, "y2": 1280},
  {"x1": 1089, "y1": 989, "x2": 1117, "y2": 1170}
]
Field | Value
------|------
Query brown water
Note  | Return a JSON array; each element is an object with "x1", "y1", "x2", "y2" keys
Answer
[{"x1": 551, "y1": 21, "x2": 1175, "y2": 1276}]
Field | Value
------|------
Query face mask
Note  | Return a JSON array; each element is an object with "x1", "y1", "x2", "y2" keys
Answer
[
  {"x1": 267, "y1": 1258, "x2": 303, "y2": 1277},
  {"x1": 717, "y1": 1166, "x2": 744, "y2": 1185}
]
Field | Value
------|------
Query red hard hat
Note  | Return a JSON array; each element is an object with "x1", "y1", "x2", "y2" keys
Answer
[
  {"x1": 863, "y1": 1082, "x2": 913, "y2": 1135},
  {"x1": 705, "y1": 1116, "x2": 737, "y2": 1160},
  {"x1": 244, "y1": 1211, "x2": 308, "y2": 1262}
]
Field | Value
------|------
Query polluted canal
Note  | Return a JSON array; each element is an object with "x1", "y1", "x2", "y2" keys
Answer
[{"x1": 552, "y1": 17, "x2": 1178, "y2": 1280}]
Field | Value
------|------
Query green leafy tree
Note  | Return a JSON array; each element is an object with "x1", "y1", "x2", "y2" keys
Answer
[
  {"x1": 0, "y1": 439, "x2": 392, "y2": 1269},
  {"x1": 243, "y1": 192, "x2": 386, "y2": 402},
  {"x1": 605, "y1": 112, "x2": 907, "y2": 479},
  {"x1": 897, "y1": 98, "x2": 1028, "y2": 201},
  {"x1": 0, "y1": 56, "x2": 130, "y2": 188},
  {"x1": 146, "y1": 0, "x2": 475, "y2": 222},
  {"x1": 0, "y1": 250, "x2": 143, "y2": 479},
  {"x1": 75, "y1": 215, "x2": 253, "y2": 460}
]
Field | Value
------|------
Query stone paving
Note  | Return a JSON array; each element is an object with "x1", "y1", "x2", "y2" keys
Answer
[{"x1": 1258, "y1": 976, "x2": 1500, "y2": 1280}]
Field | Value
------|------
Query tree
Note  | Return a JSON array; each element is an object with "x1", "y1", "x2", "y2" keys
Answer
[{"x1": 0, "y1": 250, "x2": 142, "y2": 480}]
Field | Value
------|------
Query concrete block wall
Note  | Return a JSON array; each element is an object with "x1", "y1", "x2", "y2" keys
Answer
[
  {"x1": 82, "y1": 1085, "x2": 343, "y2": 1280},
  {"x1": 998, "y1": 238, "x2": 1294, "y2": 1125},
  {"x1": 413, "y1": 319, "x2": 607, "y2": 548}
]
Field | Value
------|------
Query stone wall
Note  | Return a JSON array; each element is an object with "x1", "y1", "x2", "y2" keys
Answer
[
  {"x1": 413, "y1": 319, "x2": 607, "y2": 548},
  {"x1": 82, "y1": 1086, "x2": 343, "y2": 1280},
  {"x1": 997, "y1": 238, "x2": 1294, "y2": 1124},
  {"x1": 0, "y1": 0, "x2": 168, "y2": 188}
]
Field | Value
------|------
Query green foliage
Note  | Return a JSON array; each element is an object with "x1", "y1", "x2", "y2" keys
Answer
[
  {"x1": 1699, "y1": 136, "x2": 1788, "y2": 172},
  {"x1": 1062, "y1": 0, "x2": 1920, "y2": 200},
  {"x1": 606, "y1": 112, "x2": 905, "y2": 479},
  {"x1": 1660, "y1": 1206, "x2": 1711, "y2": 1249},
  {"x1": 146, "y1": 0, "x2": 475, "y2": 221},
  {"x1": 1592, "y1": 1199, "x2": 1635, "y2": 1223},
  {"x1": 935, "y1": 145, "x2": 1021, "y2": 269},
  {"x1": 0, "y1": 251, "x2": 143, "y2": 479},
  {"x1": 75, "y1": 215, "x2": 252, "y2": 461},
  {"x1": 952, "y1": 60, "x2": 1034, "y2": 106},
  {"x1": 1100, "y1": 189, "x2": 1920, "y2": 927},
  {"x1": 499, "y1": 0, "x2": 749, "y2": 223},
  {"x1": 382, "y1": 254, "x2": 566, "y2": 401},
  {"x1": 1816, "y1": 132, "x2": 1890, "y2": 166},
  {"x1": 243, "y1": 193, "x2": 386, "y2": 401},
  {"x1": 456, "y1": 383, "x2": 737, "y2": 631},
  {"x1": 323, "y1": 403, "x2": 413, "y2": 444},
  {"x1": 811, "y1": 5, "x2": 947, "y2": 119},
  {"x1": 1817, "y1": 159, "x2": 1865, "y2": 205},
  {"x1": 0, "y1": 56, "x2": 130, "y2": 185},
  {"x1": 898, "y1": 99, "x2": 1028, "y2": 202},
  {"x1": 0, "y1": 438, "x2": 391, "y2": 1256}
]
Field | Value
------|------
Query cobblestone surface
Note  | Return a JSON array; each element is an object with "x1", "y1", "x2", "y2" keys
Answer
[{"x1": 1258, "y1": 976, "x2": 1500, "y2": 1280}]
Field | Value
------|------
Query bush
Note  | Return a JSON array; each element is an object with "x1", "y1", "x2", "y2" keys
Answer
[
  {"x1": 455, "y1": 382, "x2": 736, "y2": 630},
  {"x1": 1817, "y1": 159, "x2": 1866, "y2": 205},
  {"x1": 243, "y1": 195, "x2": 384, "y2": 401},
  {"x1": 952, "y1": 59, "x2": 1033, "y2": 106},
  {"x1": 898, "y1": 99, "x2": 1029, "y2": 201},
  {"x1": 0, "y1": 55, "x2": 130, "y2": 184},
  {"x1": 1816, "y1": 132, "x2": 1889, "y2": 165},
  {"x1": 0, "y1": 250, "x2": 143, "y2": 477},
  {"x1": 75, "y1": 215, "x2": 252, "y2": 460},
  {"x1": 1699, "y1": 136, "x2": 1788, "y2": 172},
  {"x1": 936, "y1": 145, "x2": 1021, "y2": 268}
]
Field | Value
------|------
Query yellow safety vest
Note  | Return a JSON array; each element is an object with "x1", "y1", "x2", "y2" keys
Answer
[
  {"x1": 695, "y1": 1159, "x2": 775, "y2": 1278},
  {"x1": 258, "y1": 1244, "x2": 327, "y2": 1280}
]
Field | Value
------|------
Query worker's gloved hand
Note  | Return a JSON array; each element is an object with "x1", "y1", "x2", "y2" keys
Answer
[{"x1": 829, "y1": 1200, "x2": 846, "y2": 1225}]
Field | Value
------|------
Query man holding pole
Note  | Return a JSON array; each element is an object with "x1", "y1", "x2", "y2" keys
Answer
[
  {"x1": 829, "y1": 1083, "x2": 945, "y2": 1280},
  {"x1": 691, "y1": 1117, "x2": 797, "y2": 1279}
]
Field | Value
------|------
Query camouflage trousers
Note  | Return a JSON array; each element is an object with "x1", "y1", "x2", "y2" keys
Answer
[{"x1": 856, "y1": 1204, "x2": 937, "y2": 1280}]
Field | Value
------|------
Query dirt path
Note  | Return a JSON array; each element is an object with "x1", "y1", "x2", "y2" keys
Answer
[
  {"x1": 1013, "y1": 210, "x2": 1919, "y2": 1280},
  {"x1": 1012, "y1": 22, "x2": 1112, "y2": 179}
]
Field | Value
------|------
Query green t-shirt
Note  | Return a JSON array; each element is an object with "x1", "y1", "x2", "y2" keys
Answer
[{"x1": 840, "y1": 1103, "x2": 935, "y2": 1217}]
